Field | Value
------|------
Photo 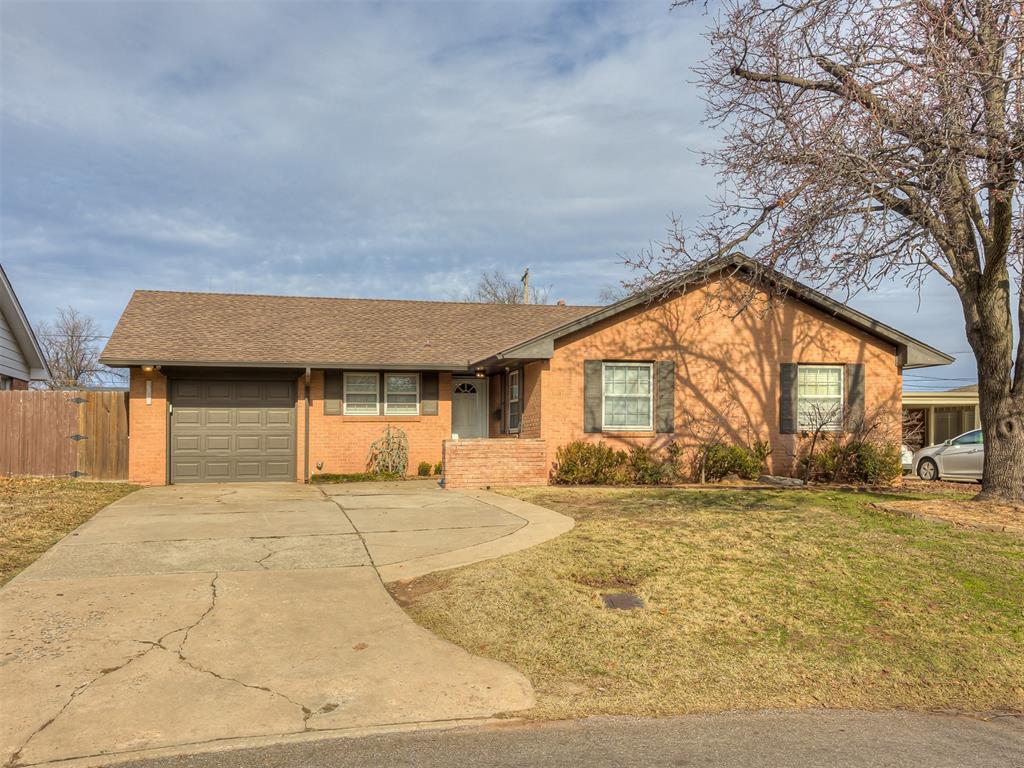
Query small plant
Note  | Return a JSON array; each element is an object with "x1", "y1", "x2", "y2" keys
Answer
[
  {"x1": 700, "y1": 444, "x2": 764, "y2": 481},
  {"x1": 626, "y1": 446, "x2": 668, "y2": 485},
  {"x1": 433, "y1": 461, "x2": 443, "y2": 475},
  {"x1": 802, "y1": 439, "x2": 902, "y2": 484},
  {"x1": 367, "y1": 425, "x2": 410, "y2": 476},
  {"x1": 417, "y1": 461, "x2": 432, "y2": 477},
  {"x1": 552, "y1": 441, "x2": 628, "y2": 485}
]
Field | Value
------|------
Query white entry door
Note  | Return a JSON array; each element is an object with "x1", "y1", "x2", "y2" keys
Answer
[{"x1": 451, "y1": 377, "x2": 487, "y2": 439}]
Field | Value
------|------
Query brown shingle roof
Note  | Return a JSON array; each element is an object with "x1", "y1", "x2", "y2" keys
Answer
[{"x1": 99, "y1": 290, "x2": 598, "y2": 369}]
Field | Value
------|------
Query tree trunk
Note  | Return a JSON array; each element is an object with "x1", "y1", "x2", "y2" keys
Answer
[{"x1": 961, "y1": 269, "x2": 1024, "y2": 502}]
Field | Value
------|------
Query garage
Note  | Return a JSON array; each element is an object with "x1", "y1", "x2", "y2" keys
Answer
[{"x1": 170, "y1": 378, "x2": 296, "y2": 483}]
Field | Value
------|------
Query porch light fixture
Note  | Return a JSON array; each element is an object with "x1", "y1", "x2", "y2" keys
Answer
[
  {"x1": 474, "y1": 368, "x2": 486, "y2": 379},
  {"x1": 141, "y1": 365, "x2": 155, "y2": 374}
]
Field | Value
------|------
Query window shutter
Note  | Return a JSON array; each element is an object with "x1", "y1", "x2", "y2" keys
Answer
[
  {"x1": 655, "y1": 361, "x2": 675, "y2": 433},
  {"x1": 324, "y1": 371, "x2": 342, "y2": 415},
  {"x1": 779, "y1": 363, "x2": 798, "y2": 434},
  {"x1": 845, "y1": 363, "x2": 865, "y2": 432},
  {"x1": 420, "y1": 372, "x2": 439, "y2": 416},
  {"x1": 584, "y1": 360, "x2": 603, "y2": 433}
]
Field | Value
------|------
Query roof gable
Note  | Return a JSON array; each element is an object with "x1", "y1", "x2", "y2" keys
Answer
[
  {"x1": 0, "y1": 264, "x2": 49, "y2": 380},
  {"x1": 481, "y1": 255, "x2": 953, "y2": 370}
]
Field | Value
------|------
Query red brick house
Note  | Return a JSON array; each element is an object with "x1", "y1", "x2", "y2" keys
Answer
[
  {"x1": 99, "y1": 256, "x2": 951, "y2": 487},
  {"x1": 0, "y1": 264, "x2": 49, "y2": 390}
]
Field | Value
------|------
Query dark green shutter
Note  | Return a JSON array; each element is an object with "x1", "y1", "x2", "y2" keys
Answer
[
  {"x1": 324, "y1": 371, "x2": 342, "y2": 415},
  {"x1": 779, "y1": 363, "x2": 798, "y2": 434},
  {"x1": 845, "y1": 363, "x2": 865, "y2": 432},
  {"x1": 420, "y1": 372, "x2": 439, "y2": 416},
  {"x1": 584, "y1": 360, "x2": 603, "y2": 433},
  {"x1": 655, "y1": 361, "x2": 675, "y2": 433}
]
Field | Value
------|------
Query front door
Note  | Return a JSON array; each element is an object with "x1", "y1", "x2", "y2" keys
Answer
[{"x1": 451, "y1": 377, "x2": 487, "y2": 439}]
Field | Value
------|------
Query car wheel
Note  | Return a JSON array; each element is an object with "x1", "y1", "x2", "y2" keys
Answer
[{"x1": 917, "y1": 458, "x2": 939, "y2": 481}]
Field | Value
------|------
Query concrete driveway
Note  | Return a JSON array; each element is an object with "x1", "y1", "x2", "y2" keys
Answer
[{"x1": 0, "y1": 480, "x2": 572, "y2": 767}]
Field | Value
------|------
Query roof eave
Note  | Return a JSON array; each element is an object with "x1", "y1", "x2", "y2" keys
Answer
[
  {"x1": 0, "y1": 264, "x2": 50, "y2": 379},
  {"x1": 98, "y1": 357, "x2": 475, "y2": 372}
]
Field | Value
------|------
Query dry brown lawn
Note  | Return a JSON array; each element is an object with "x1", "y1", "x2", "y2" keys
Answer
[
  {"x1": 396, "y1": 487, "x2": 1024, "y2": 719},
  {"x1": 0, "y1": 477, "x2": 137, "y2": 584}
]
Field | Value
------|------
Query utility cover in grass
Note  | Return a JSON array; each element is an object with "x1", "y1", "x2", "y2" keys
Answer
[{"x1": 602, "y1": 592, "x2": 645, "y2": 610}]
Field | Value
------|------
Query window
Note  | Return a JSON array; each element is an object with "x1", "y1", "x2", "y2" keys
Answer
[
  {"x1": 951, "y1": 429, "x2": 983, "y2": 446},
  {"x1": 797, "y1": 365, "x2": 844, "y2": 431},
  {"x1": 385, "y1": 373, "x2": 419, "y2": 415},
  {"x1": 507, "y1": 370, "x2": 521, "y2": 433},
  {"x1": 343, "y1": 372, "x2": 379, "y2": 415},
  {"x1": 602, "y1": 362, "x2": 653, "y2": 431},
  {"x1": 0, "y1": 375, "x2": 10, "y2": 391}
]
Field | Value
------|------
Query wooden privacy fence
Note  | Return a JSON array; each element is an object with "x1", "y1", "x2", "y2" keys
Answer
[{"x1": 0, "y1": 390, "x2": 129, "y2": 480}]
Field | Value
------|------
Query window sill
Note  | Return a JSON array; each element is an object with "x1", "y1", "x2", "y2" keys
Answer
[
  {"x1": 601, "y1": 430, "x2": 657, "y2": 438},
  {"x1": 338, "y1": 415, "x2": 425, "y2": 422}
]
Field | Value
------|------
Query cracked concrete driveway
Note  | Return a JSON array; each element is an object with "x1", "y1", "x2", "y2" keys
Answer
[{"x1": 0, "y1": 480, "x2": 573, "y2": 767}]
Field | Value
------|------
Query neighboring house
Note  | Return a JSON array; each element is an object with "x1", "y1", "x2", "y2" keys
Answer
[
  {"x1": 0, "y1": 263, "x2": 49, "y2": 389},
  {"x1": 99, "y1": 255, "x2": 952, "y2": 486},
  {"x1": 903, "y1": 385, "x2": 980, "y2": 450}
]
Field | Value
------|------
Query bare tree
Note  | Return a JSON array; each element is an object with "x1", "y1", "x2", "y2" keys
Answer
[
  {"x1": 36, "y1": 307, "x2": 118, "y2": 389},
  {"x1": 597, "y1": 283, "x2": 631, "y2": 304},
  {"x1": 637, "y1": 1, "x2": 1022, "y2": 499},
  {"x1": 467, "y1": 269, "x2": 550, "y2": 304}
]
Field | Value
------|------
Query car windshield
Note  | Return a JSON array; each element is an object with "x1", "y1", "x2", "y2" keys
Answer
[{"x1": 951, "y1": 430, "x2": 983, "y2": 446}]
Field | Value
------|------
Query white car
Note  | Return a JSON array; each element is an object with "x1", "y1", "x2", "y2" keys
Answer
[{"x1": 911, "y1": 429, "x2": 984, "y2": 482}]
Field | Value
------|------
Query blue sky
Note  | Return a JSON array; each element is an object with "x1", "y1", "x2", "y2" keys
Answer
[{"x1": 1, "y1": 0, "x2": 984, "y2": 389}]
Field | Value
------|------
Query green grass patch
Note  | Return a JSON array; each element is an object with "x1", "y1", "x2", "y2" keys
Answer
[{"x1": 398, "y1": 487, "x2": 1024, "y2": 718}]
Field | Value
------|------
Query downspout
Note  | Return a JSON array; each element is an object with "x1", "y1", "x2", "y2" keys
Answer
[{"x1": 304, "y1": 367, "x2": 311, "y2": 483}]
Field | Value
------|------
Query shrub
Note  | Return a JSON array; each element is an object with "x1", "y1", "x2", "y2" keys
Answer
[
  {"x1": 367, "y1": 425, "x2": 410, "y2": 476},
  {"x1": 626, "y1": 446, "x2": 669, "y2": 485},
  {"x1": 416, "y1": 461, "x2": 432, "y2": 477},
  {"x1": 700, "y1": 444, "x2": 764, "y2": 481},
  {"x1": 552, "y1": 441, "x2": 628, "y2": 485},
  {"x1": 803, "y1": 439, "x2": 902, "y2": 484},
  {"x1": 311, "y1": 472, "x2": 401, "y2": 483},
  {"x1": 433, "y1": 461, "x2": 443, "y2": 475}
]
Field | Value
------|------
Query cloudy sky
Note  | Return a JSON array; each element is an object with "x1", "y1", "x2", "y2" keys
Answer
[{"x1": 1, "y1": 0, "x2": 987, "y2": 388}]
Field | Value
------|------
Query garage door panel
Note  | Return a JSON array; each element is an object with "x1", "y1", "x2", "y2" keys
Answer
[
  {"x1": 265, "y1": 381, "x2": 294, "y2": 401},
  {"x1": 265, "y1": 461, "x2": 293, "y2": 480},
  {"x1": 236, "y1": 435, "x2": 263, "y2": 452},
  {"x1": 236, "y1": 410, "x2": 264, "y2": 427},
  {"x1": 174, "y1": 408, "x2": 202, "y2": 426},
  {"x1": 170, "y1": 378, "x2": 296, "y2": 483},
  {"x1": 265, "y1": 435, "x2": 292, "y2": 452},
  {"x1": 204, "y1": 435, "x2": 232, "y2": 452},
  {"x1": 266, "y1": 409, "x2": 294, "y2": 426},
  {"x1": 174, "y1": 435, "x2": 201, "y2": 452}
]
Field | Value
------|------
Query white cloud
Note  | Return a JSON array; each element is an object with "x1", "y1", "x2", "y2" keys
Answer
[{"x1": 1, "y1": 0, "x2": 978, "y2": 385}]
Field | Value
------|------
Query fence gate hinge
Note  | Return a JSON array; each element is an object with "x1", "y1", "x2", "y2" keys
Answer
[
  {"x1": 68, "y1": 396, "x2": 88, "y2": 404},
  {"x1": 69, "y1": 434, "x2": 89, "y2": 441}
]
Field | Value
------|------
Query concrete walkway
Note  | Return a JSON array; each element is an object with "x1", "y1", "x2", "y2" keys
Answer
[{"x1": 0, "y1": 481, "x2": 573, "y2": 768}]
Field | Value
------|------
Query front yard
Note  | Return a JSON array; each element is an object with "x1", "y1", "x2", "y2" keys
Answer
[
  {"x1": 0, "y1": 477, "x2": 137, "y2": 585},
  {"x1": 395, "y1": 487, "x2": 1024, "y2": 718}
]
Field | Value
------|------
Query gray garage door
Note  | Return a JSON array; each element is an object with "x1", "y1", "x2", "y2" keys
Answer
[{"x1": 170, "y1": 379, "x2": 296, "y2": 483}]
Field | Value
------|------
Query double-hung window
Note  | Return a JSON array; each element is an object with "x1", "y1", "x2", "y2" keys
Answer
[
  {"x1": 796, "y1": 365, "x2": 844, "y2": 431},
  {"x1": 602, "y1": 362, "x2": 652, "y2": 431},
  {"x1": 507, "y1": 370, "x2": 521, "y2": 433},
  {"x1": 385, "y1": 373, "x2": 419, "y2": 416},
  {"x1": 343, "y1": 372, "x2": 379, "y2": 415}
]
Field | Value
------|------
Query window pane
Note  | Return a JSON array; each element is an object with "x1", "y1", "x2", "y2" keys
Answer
[
  {"x1": 346, "y1": 374, "x2": 377, "y2": 393},
  {"x1": 602, "y1": 364, "x2": 652, "y2": 429},
  {"x1": 387, "y1": 374, "x2": 417, "y2": 394}
]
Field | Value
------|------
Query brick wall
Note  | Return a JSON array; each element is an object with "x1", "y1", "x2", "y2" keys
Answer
[
  {"x1": 306, "y1": 369, "x2": 452, "y2": 476},
  {"x1": 128, "y1": 367, "x2": 168, "y2": 485},
  {"x1": 442, "y1": 438, "x2": 548, "y2": 489},
  {"x1": 538, "y1": 276, "x2": 903, "y2": 477},
  {"x1": 9, "y1": 378, "x2": 28, "y2": 391}
]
